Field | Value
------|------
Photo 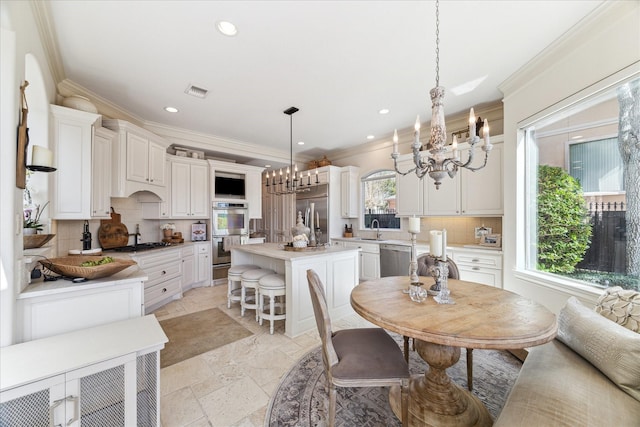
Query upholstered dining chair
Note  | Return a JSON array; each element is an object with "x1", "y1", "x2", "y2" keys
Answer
[
  {"x1": 306, "y1": 269, "x2": 410, "y2": 427},
  {"x1": 406, "y1": 255, "x2": 475, "y2": 391}
]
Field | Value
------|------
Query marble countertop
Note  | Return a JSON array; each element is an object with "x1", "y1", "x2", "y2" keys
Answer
[
  {"x1": 19, "y1": 265, "x2": 148, "y2": 299},
  {"x1": 231, "y1": 242, "x2": 358, "y2": 261},
  {"x1": 330, "y1": 237, "x2": 503, "y2": 253}
]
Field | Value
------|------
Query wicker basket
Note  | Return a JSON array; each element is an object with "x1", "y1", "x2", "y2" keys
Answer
[{"x1": 39, "y1": 256, "x2": 137, "y2": 280}]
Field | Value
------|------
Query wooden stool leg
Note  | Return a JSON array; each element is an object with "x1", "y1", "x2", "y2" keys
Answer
[
  {"x1": 403, "y1": 336, "x2": 410, "y2": 363},
  {"x1": 466, "y1": 348, "x2": 473, "y2": 391}
]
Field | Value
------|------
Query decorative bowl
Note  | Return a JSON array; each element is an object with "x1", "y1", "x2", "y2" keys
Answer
[
  {"x1": 23, "y1": 234, "x2": 55, "y2": 249},
  {"x1": 293, "y1": 240, "x2": 308, "y2": 248},
  {"x1": 39, "y1": 256, "x2": 137, "y2": 280},
  {"x1": 61, "y1": 95, "x2": 98, "y2": 113}
]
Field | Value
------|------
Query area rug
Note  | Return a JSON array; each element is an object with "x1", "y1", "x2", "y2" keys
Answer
[
  {"x1": 159, "y1": 308, "x2": 252, "y2": 368},
  {"x1": 266, "y1": 334, "x2": 522, "y2": 426}
]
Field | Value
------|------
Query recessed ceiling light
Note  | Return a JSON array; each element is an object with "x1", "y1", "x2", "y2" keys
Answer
[
  {"x1": 366, "y1": 135, "x2": 375, "y2": 140},
  {"x1": 217, "y1": 21, "x2": 238, "y2": 36},
  {"x1": 265, "y1": 164, "x2": 271, "y2": 168},
  {"x1": 164, "y1": 106, "x2": 179, "y2": 113},
  {"x1": 378, "y1": 109, "x2": 390, "y2": 115},
  {"x1": 297, "y1": 141, "x2": 305, "y2": 145},
  {"x1": 571, "y1": 135, "x2": 583, "y2": 140}
]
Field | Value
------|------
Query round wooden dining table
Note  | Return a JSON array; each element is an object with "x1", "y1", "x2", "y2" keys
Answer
[{"x1": 350, "y1": 276, "x2": 557, "y2": 427}]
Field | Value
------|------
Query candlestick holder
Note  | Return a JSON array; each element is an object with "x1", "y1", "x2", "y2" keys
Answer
[
  {"x1": 407, "y1": 231, "x2": 427, "y2": 302},
  {"x1": 433, "y1": 259, "x2": 454, "y2": 304}
]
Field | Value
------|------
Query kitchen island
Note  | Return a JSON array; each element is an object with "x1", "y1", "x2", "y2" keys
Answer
[{"x1": 231, "y1": 243, "x2": 359, "y2": 337}]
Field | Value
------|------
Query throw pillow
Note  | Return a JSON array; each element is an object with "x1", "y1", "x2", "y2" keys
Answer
[
  {"x1": 557, "y1": 297, "x2": 640, "y2": 401},
  {"x1": 595, "y1": 286, "x2": 640, "y2": 333}
]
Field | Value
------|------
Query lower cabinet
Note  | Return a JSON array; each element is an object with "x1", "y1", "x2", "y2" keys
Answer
[
  {"x1": 132, "y1": 248, "x2": 182, "y2": 314},
  {"x1": 339, "y1": 241, "x2": 380, "y2": 281},
  {"x1": 195, "y1": 242, "x2": 211, "y2": 286},
  {"x1": 451, "y1": 249, "x2": 503, "y2": 288},
  {"x1": 0, "y1": 316, "x2": 167, "y2": 427}
]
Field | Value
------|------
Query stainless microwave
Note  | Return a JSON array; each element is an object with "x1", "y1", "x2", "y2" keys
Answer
[{"x1": 214, "y1": 172, "x2": 245, "y2": 199}]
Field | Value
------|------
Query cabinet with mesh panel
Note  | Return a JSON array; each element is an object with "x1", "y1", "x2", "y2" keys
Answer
[{"x1": 0, "y1": 316, "x2": 166, "y2": 426}]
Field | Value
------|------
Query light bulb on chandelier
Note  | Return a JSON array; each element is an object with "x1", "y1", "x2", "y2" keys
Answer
[
  {"x1": 265, "y1": 107, "x2": 320, "y2": 195},
  {"x1": 392, "y1": 0, "x2": 492, "y2": 189}
]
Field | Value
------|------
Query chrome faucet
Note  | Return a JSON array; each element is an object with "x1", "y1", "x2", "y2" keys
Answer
[{"x1": 371, "y1": 219, "x2": 382, "y2": 240}]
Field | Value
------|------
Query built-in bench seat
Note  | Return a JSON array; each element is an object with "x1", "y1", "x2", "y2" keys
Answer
[{"x1": 496, "y1": 288, "x2": 640, "y2": 426}]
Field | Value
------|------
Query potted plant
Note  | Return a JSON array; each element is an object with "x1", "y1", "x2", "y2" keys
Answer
[
  {"x1": 23, "y1": 202, "x2": 49, "y2": 235},
  {"x1": 160, "y1": 223, "x2": 176, "y2": 238}
]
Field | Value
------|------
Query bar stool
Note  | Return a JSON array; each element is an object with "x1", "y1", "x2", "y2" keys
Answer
[
  {"x1": 258, "y1": 274, "x2": 286, "y2": 334},
  {"x1": 227, "y1": 265, "x2": 261, "y2": 308},
  {"x1": 241, "y1": 268, "x2": 275, "y2": 320}
]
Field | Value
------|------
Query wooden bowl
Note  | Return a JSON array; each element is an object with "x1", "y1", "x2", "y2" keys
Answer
[
  {"x1": 39, "y1": 256, "x2": 137, "y2": 280},
  {"x1": 23, "y1": 234, "x2": 55, "y2": 249}
]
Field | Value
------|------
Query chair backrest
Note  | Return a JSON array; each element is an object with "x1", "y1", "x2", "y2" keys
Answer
[
  {"x1": 306, "y1": 269, "x2": 339, "y2": 372},
  {"x1": 417, "y1": 255, "x2": 460, "y2": 279}
]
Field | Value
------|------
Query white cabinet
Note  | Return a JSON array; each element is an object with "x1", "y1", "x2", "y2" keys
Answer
[
  {"x1": 195, "y1": 242, "x2": 211, "y2": 286},
  {"x1": 142, "y1": 160, "x2": 171, "y2": 219},
  {"x1": 170, "y1": 157, "x2": 209, "y2": 219},
  {"x1": 340, "y1": 240, "x2": 380, "y2": 281},
  {"x1": 17, "y1": 273, "x2": 144, "y2": 342},
  {"x1": 131, "y1": 248, "x2": 182, "y2": 314},
  {"x1": 125, "y1": 133, "x2": 165, "y2": 187},
  {"x1": 451, "y1": 248, "x2": 503, "y2": 288},
  {"x1": 49, "y1": 105, "x2": 113, "y2": 219},
  {"x1": 102, "y1": 119, "x2": 168, "y2": 201},
  {"x1": 395, "y1": 139, "x2": 503, "y2": 216},
  {"x1": 209, "y1": 160, "x2": 264, "y2": 219},
  {"x1": 341, "y1": 166, "x2": 360, "y2": 218},
  {"x1": 181, "y1": 245, "x2": 196, "y2": 292},
  {"x1": 0, "y1": 316, "x2": 166, "y2": 427}
]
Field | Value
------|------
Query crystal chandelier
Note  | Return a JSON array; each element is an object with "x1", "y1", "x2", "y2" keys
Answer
[
  {"x1": 392, "y1": 0, "x2": 492, "y2": 189},
  {"x1": 266, "y1": 106, "x2": 319, "y2": 195}
]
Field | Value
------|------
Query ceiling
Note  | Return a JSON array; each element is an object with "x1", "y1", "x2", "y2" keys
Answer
[{"x1": 44, "y1": 0, "x2": 603, "y2": 166}]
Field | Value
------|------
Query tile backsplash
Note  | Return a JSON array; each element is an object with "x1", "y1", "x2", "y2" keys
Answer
[{"x1": 52, "y1": 197, "x2": 210, "y2": 256}]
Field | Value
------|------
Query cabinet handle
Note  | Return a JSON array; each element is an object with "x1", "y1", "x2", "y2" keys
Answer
[
  {"x1": 66, "y1": 396, "x2": 79, "y2": 426},
  {"x1": 472, "y1": 258, "x2": 480, "y2": 263},
  {"x1": 162, "y1": 287, "x2": 167, "y2": 293},
  {"x1": 150, "y1": 179, "x2": 154, "y2": 182},
  {"x1": 49, "y1": 397, "x2": 65, "y2": 426},
  {"x1": 472, "y1": 267, "x2": 480, "y2": 271}
]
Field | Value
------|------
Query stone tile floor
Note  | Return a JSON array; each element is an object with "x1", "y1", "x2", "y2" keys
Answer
[{"x1": 153, "y1": 284, "x2": 373, "y2": 427}]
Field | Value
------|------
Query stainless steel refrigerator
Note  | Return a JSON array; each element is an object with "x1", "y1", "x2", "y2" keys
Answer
[{"x1": 295, "y1": 184, "x2": 329, "y2": 244}]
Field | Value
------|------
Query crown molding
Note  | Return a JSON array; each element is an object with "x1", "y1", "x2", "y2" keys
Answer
[
  {"x1": 499, "y1": 1, "x2": 633, "y2": 98},
  {"x1": 30, "y1": 0, "x2": 65, "y2": 84}
]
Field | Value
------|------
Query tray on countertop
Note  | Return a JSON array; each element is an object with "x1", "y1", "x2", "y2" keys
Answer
[{"x1": 283, "y1": 244, "x2": 326, "y2": 252}]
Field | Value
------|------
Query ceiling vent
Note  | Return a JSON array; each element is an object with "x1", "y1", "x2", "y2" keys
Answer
[{"x1": 184, "y1": 84, "x2": 209, "y2": 99}]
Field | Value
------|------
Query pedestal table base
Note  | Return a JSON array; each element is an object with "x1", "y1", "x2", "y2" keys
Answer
[{"x1": 389, "y1": 340, "x2": 492, "y2": 426}]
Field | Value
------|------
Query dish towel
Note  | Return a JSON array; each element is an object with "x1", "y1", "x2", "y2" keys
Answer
[{"x1": 223, "y1": 235, "x2": 241, "y2": 252}]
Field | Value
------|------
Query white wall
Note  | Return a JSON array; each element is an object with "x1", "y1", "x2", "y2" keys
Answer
[
  {"x1": 500, "y1": 1, "x2": 640, "y2": 313},
  {"x1": 0, "y1": 1, "x2": 57, "y2": 346}
]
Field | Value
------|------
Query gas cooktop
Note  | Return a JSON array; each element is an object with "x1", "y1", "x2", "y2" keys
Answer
[{"x1": 110, "y1": 242, "x2": 172, "y2": 252}]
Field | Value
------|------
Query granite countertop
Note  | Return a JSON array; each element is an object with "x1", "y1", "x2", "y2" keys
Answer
[
  {"x1": 19, "y1": 265, "x2": 148, "y2": 299},
  {"x1": 231, "y1": 242, "x2": 359, "y2": 261},
  {"x1": 330, "y1": 237, "x2": 503, "y2": 253}
]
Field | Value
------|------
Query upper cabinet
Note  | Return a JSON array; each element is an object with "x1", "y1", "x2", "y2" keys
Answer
[
  {"x1": 170, "y1": 156, "x2": 209, "y2": 219},
  {"x1": 209, "y1": 160, "x2": 264, "y2": 219},
  {"x1": 340, "y1": 166, "x2": 359, "y2": 218},
  {"x1": 102, "y1": 119, "x2": 168, "y2": 201},
  {"x1": 49, "y1": 105, "x2": 114, "y2": 219},
  {"x1": 395, "y1": 137, "x2": 503, "y2": 216}
]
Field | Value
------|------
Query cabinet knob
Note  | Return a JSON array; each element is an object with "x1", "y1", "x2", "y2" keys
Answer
[
  {"x1": 146, "y1": 178, "x2": 149, "y2": 181},
  {"x1": 162, "y1": 287, "x2": 167, "y2": 293},
  {"x1": 150, "y1": 179, "x2": 154, "y2": 182},
  {"x1": 162, "y1": 270, "x2": 166, "y2": 275}
]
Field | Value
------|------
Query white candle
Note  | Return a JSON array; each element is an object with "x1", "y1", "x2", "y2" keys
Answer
[
  {"x1": 32, "y1": 145, "x2": 53, "y2": 167},
  {"x1": 451, "y1": 135, "x2": 459, "y2": 160},
  {"x1": 393, "y1": 129, "x2": 399, "y2": 155},
  {"x1": 469, "y1": 108, "x2": 476, "y2": 139},
  {"x1": 442, "y1": 229, "x2": 447, "y2": 261},
  {"x1": 409, "y1": 217, "x2": 420, "y2": 234},
  {"x1": 430, "y1": 230, "x2": 442, "y2": 257},
  {"x1": 414, "y1": 115, "x2": 421, "y2": 147},
  {"x1": 483, "y1": 118, "x2": 490, "y2": 146}
]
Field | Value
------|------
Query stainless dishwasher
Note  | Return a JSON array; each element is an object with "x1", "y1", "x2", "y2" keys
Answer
[{"x1": 379, "y1": 244, "x2": 411, "y2": 277}]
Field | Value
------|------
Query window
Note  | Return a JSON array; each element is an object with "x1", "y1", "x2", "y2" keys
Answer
[
  {"x1": 523, "y1": 78, "x2": 639, "y2": 292},
  {"x1": 362, "y1": 170, "x2": 400, "y2": 230}
]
